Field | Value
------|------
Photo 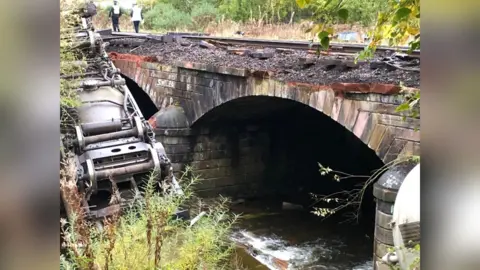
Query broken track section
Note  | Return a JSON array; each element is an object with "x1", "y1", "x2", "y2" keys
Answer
[{"x1": 105, "y1": 36, "x2": 420, "y2": 88}]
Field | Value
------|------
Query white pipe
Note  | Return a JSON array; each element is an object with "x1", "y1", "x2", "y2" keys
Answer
[{"x1": 382, "y1": 252, "x2": 399, "y2": 264}]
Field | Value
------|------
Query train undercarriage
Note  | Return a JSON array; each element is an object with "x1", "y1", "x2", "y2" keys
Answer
[{"x1": 60, "y1": 2, "x2": 187, "y2": 221}]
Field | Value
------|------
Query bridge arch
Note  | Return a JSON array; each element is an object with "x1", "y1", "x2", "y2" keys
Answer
[
  {"x1": 112, "y1": 55, "x2": 420, "y2": 166},
  {"x1": 188, "y1": 95, "x2": 384, "y2": 204},
  {"x1": 113, "y1": 58, "x2": 420, "y2": 217}
]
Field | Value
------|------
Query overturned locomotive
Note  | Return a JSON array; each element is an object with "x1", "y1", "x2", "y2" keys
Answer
[{"x1": 60, "y1": 3, "x2": 184, "y2": 220}]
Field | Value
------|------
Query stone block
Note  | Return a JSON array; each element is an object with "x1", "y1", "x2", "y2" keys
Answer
[
  {"x1": 164, "y1": 144, "x2": 191, "y2": 154},
  {"x1": 193, "y1": 142, "x2": 227, "y2": 152},
  {"x1": 160, "y1": 65, "x2": 178, "y2": 73},
  {"x1": 322, "y1": 90, "x2": 335, "y2": 116},
  {"x1": 168, "y1": 153, "x2": 193, "y2": 163},
  {"x1": 141, "y1": 61, "x2": 160, "y2": 70},
  {"x1": 330, "y1": 96, "x2": 344, "y2": 121},
  {"x1": 396, "y1": 127, "x2": 420, "y2": 142},
  {"x1": 156, "y1": 78, "x2": 181, "y2": 89},
  {"x1": 192, "y1": 150, "x2": 231, "y2": 161},
  {"x1": 368, "y1": 124, "x2": 387, "y2": 151},
  {"x1": 337, "y1": 99, "x2": 353, "y2": 128},
  {"x1": 398, "y1": 141, "x2": 420, "y2": 158},
  {"x1": 134, "y1": 68, "x2": 142, "y2": 82},
  {"x1": 252, "y1": 78, "x2": 271, "y2": 96},
  {"x1": 152, "y1": 71, "x2": 177, "y2": 81},
  {"x1": 189, "y1": 158, "x2": 232, "y2": 170},
  {"x1": 197, "y1": 77, "x2": 216, "y2": 88},
  {"x1": 195, "y1": 179, "x2": 216, "y2": 190},
  {"x1": 376, "y1": 127, "x2": 396, "y2": 159},
  {"x1": 344, "y1": 100, "x2": 361, "y2": 131},
  {"x1": 353, "y1": 111, "x2": 371, "y2": 140},
  {"x1": 154, "y1": 128, "x2": 193, "y2": 136},
  {"x1": 378, "y1": 114, "x2": 420, "y2": 129},
  {"x1": 382, "y1": 138, "x2": 408, "y2": 164},
  {"x1": 194, "y1": 167, "x2": 234, "y2": 179},
  {"x1": 170, "y1": 163, "x2": 185, "y2": 173},
  {"x1": 161, "y1": 136, "x2": 191, "y2": 145},
  {"x1": 308, "y1": 90, "x2": 327, "y2": 112},
  {"x1": 128, "y1": 61, "x2": 137, "y2": 69}
]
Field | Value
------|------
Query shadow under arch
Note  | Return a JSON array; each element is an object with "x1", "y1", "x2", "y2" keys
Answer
[
  {"x1": 192, "y1": 95, "x2": 384, "y2": 222},
  {"x1": 120, "y1": 74, "x2": 159, "y2": 120}
]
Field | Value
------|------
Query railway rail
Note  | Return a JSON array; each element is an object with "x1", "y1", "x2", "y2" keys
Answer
[{"x1": 99, "y1": 30, "x2": 420, "y2": 57}]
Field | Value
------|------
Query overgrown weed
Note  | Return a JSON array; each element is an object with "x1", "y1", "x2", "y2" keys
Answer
[{"x1": 60, "y1": 164, "x2": 239, "y2": 270}]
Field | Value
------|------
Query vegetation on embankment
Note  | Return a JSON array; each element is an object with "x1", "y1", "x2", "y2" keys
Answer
[
  {"x1": 60, "y1": 0, "x2": 84, "y2": 133},
  {"x1": 60, "y1": 162, "x2": 242, "y2": 270},
  {"x1": 92, "y1": 0, "x2": 390, "y2": 40}
]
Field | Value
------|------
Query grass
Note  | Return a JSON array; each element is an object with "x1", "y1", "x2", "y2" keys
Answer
[{"x1": 60, "y1": 156, "x2": 243, "y2": 270}]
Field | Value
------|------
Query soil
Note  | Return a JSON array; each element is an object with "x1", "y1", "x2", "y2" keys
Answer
[{"x1": 105, "y1": 38, "x2": 420, "y2": 88}]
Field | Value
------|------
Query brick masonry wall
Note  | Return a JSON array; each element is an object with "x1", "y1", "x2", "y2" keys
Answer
[
  {"x1": 154, "y1": 125, "x2": 268, "y2": 197},
  {"x1": 113, "y1": 57, "x2": 420, "y2": 195}
]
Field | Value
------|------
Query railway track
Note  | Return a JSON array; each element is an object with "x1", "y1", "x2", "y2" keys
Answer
[{"x1": 99, "y1": 30, "x2": 420, "y2": 57}]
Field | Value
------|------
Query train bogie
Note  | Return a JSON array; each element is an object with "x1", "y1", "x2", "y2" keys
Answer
[{"x1": 61, "y1": 9, "x2": 183, "y2": 221}]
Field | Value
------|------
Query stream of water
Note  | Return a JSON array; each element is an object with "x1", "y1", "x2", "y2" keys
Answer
[{"x1": 229, "y1": 199, "x2": 374, "y2": 270}]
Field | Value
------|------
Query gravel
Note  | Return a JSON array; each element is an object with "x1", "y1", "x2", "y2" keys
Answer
[{"x1": 106, "y1": 38, "x2": 420, "y2": 87}]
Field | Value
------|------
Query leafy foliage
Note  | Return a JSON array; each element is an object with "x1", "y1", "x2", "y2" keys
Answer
[
  {"x1": 191, "y1": 2, "x2": 219, "y2": 29},
  {"x1": 131, "y1": 0, "x2": 391, "y2": 31},
  {"x1": 312, "y1": 155, "x2": 419, "y2": 221},
  {"x1": 297, "y1": 0, "x2": 420, "y2": 54},
  {"x1": 60, "y1": 0, "x2": 85, "y2": 133},
  {"x1": 395, "y1": 87, "x2": 420, "y2": 120},
  {"x1": 144, "y1": 3, "x2": 193, "y2": 30},
  {"x1": 61, "y1": 166, "x2": 239, "y2": 270}
]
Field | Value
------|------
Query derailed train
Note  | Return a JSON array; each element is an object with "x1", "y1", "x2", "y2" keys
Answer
[{"x1": 60, "y1": 3, "x2": 185, "y2": 220}]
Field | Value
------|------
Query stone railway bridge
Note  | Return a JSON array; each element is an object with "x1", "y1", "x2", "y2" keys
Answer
[{"x1": 111, "y1": 55, "x2": 420, "y2": 201}]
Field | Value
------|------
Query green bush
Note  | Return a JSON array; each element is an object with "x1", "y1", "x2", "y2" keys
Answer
[
  {"x1": 144, "y1": 3, "x2": 192, "y2": 30},
  {"x1": 191, "y1": 2, "x2": 219, "y2": 30},
  {"x1": 342, "y1": 0, "x2": 389, "y2": 26},
  {"x1": 60, "y1": 165, "x2": 238, "y2": 270}
]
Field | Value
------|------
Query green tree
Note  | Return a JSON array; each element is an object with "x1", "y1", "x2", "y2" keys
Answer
[{"x1": 297, "y1": 0, "x2": 420, "y2": 55}]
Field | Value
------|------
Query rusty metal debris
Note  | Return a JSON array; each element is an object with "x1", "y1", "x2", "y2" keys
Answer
[{"x1": 199, "y1": 40, "x2": 216, "y2": 49}]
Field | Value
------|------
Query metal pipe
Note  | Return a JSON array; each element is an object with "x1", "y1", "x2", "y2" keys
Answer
[
  {"x1": 84, "y1": 128, "x2": 137, "y2": 145},
  {"x1": 82, "y1": 120, "x2": 123, "y2": 135},
  {"x1": 79, "y1": 78, "x2": 125, "y2": 89},
  {"x1": 382, "y1": 252, "x2": 399, "y2": 264},
  {"x1": 94, "y1": 160, "x2": 155, "y2": 179}
]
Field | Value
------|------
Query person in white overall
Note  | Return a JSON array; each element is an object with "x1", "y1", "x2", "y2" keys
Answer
[
  {"x1": 108, "y1": 0, "x2": 122, "y2": 32},
  {"x1": 130, "y1": 3, "x2": 143, "y2": 34}
]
